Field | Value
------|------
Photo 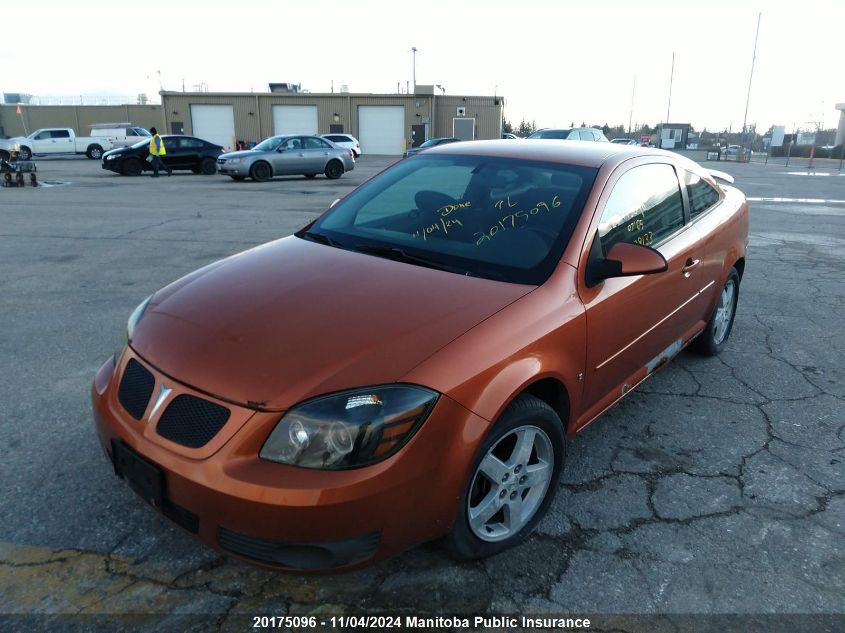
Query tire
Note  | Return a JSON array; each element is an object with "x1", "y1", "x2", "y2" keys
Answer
[
  {"x1": 690, "y1": 267, "x2": 740, "y2": 356},
  {"x1": 87, "y1": 145, "x2": 104, "y2": 159},
  {"x1": 303, "y1": 173, "x2": 317, "y2": 179},
  {"x1": 122, "y1": 158, "x2": 143, "y2": 177},
  {"x1": 19, "y1": 146, "x2": 32, "y2": 160},
  {"x1": 250, "y1": 161, "x2": 271, "y2": 182},
  {"x1": 229, "y1": 175, "x2": 246, "y2": 181},
  {"x1": 200, "y1": 157, "x2": 217, "y2": 175},
  {"x1": 324, "y1": 160, "x2": 344, "y2": 180},
  {"x1": 0, "y1": 150, "x2": 9, "y2": 161},
  {"x1": 445, "y1": 394, "x2": 565, "y2": 560}
]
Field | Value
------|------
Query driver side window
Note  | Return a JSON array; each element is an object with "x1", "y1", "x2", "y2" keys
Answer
[{"x1": 598, "y1": 163, "x2": 684, "y2": 253}]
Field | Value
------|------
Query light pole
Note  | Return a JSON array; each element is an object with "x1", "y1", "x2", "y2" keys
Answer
[
  {"x1": 628, "y1": 75, "x2": 636, "y2": 137},
  {"x1": 740, "y1": 12, "x2": 762, "y2": 160},
  {"x1": 411, "y1": 47, "x2": 418, "y2": 93},
  {"x1": 661, "y1": 53, "x2": 675, "y2": 148}
]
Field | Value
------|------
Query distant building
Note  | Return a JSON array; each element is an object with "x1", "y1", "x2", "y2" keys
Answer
[
  {"x1": 159, "y1": 86, "x2": 503, "y2": 154},
  {"x1": 658, "y1": 123, "x2": 690, "y2": 150},
  {"x1": 836, "y1": 103, "x2": 845, "y2": 146}
]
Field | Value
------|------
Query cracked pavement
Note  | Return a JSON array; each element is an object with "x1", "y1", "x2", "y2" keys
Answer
[{"x1": 0, "y1": 158, "x2": 842, "y2": 631}]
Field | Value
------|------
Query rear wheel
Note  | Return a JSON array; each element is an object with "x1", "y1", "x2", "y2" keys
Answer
[
  {"x1": 324, "y1": 160, "x2": 343, "y2": 180},
  {"x1": 87, "y1": 145, "x2": 104, "y2": 159},
  {"x1": 122, "y1": 158, "x2": 143, "y2": 177},
  {"x1": 250, "y1": 161, "x2": 271, "y2": 182},
  {"x1": 691, "y1": 268, "x2": 740, "y2": 356},
  {"x1": 200, "y1": 157, "x2": 217, "y2": 175},
  {"x1": 445, "y1": 394, "x2": 565, "y2": 560}
]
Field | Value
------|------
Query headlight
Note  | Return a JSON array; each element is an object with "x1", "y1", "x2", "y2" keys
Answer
[
  {"x1": 227, "y1": 158, "x2": 243, "y2": 164},
  {"x1": 126, "y1": 295, "x2": 152, "y2": 343},
  {"x1": 105, "y1": 154, "x2": 118, "y2": 160},
  {"x1": 260, "y1": 385, "x2": 438, "y2": 470}
]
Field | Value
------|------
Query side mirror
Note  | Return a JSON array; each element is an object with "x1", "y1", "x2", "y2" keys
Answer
[
  {"x1": 586, "y1": 241, "x2": 668, "y2": 287},
  {"x1": 276, "y1": 147, "x2": 286, "y2": 153}
]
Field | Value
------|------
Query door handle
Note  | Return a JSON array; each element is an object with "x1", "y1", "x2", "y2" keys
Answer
[{"x1": 682, "y1": 258, "x2": 700, "y2": 277}]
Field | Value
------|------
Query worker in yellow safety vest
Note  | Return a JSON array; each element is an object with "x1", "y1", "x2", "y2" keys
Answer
[{"x1": 148, "y1": 127, "x2": 171, "y2": 177}]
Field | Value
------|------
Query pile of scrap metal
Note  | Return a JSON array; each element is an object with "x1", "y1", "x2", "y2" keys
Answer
[{"x1": 0, "y1": 150, "x2": 37, "y2": 187}]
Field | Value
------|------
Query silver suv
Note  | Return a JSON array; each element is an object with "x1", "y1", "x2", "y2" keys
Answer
[{"x1": 527, "y1": 127, "x2": 609, "y2": 142}]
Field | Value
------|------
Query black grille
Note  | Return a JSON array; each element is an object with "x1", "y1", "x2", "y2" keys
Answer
[
  {"x1": 156, "y1": 395, "x2": 230, "y2": 448},
  {"x1": 217, "y1": 527, "x2": 380, "y2": 570},
  {"x1": 117, "y1": 359, "x2": 155, "y2": 420}
]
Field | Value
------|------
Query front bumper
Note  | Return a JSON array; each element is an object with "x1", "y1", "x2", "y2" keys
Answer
[
  {"x1": 91, "y1": 349, "x2": 488, "y2": 571},
  {"x1": 217, "y1": 161, "x2": 246, "y2": 175}
]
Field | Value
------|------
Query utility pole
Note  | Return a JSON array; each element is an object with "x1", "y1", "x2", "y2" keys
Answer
[
  {"x1": 741, "y1": 12, "x2": 762, "y2": 160},
  {"x1": 662, "y1": 53, "x2": 675, "y2": 148},
  {"x1": 411, "y1": 47, "x2": 418, "y2": 93},
  {"x1": 628, "y1": 75, "x2": 636, "y2": 137}
]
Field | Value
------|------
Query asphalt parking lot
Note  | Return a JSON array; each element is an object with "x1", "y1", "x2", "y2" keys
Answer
[{"x1": 0, "y1": 154, "x2": 843, "y2": 632}]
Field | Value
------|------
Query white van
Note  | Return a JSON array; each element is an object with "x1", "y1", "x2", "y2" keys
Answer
[{"x1": 89, "y1": 123, "x2": 151, "y2": 148}]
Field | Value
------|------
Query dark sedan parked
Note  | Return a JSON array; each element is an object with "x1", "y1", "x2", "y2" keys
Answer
[
  {"x1": 403, "y1": 137, "x2": 462, "y2": 158},
  {"x1": 102, "y1": 136, "x2": 224, "y2": 176}
]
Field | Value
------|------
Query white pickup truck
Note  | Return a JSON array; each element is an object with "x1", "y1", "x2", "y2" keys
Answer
[{"x1": 0, "y1": 128, "x2": 114, "y2": 160}]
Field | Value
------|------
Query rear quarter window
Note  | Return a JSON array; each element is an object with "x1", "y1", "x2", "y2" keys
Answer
[{"x1": 685, "y1": 171, "x2": 721, "y2": 218}]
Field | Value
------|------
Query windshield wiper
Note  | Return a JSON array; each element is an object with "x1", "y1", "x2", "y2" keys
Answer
[
  {"x1": 353, "y1": 244, "x2": 478, "y2": 276},
  {"x1": 301, "y1": 230, "x2": 344, "y2": 248}
]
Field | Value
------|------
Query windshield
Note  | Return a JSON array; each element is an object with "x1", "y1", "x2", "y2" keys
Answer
[
  {"x1": 131, "y1": 138, "x2": 151, "y2": 149},
  {"x1": 420, "y1": 138, "x2": 446, "y2": 148},
  {"x1": 528, "y1": 130, "x2": 572, "y2": 140},
  {"x1": 305, "y1": 154, "x2": 597, "y2": 285},
  {"x1": 254, "y1": 136, "x2": 288, "y2": 152}
]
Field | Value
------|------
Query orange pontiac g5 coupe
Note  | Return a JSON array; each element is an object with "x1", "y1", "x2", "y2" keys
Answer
[{"x1": 92, "y1": 141, "x2": 748, "y2": 571}]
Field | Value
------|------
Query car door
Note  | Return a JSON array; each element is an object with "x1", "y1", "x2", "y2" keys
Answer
[
  {"x1": 577, "y1": 159, "x2": 709, "y2": 422},
  {"x1": 302, "y1": 136, "x2": 333, "y2": 172},
  {"x1": 161, "y1": 137, "x2": 189, "y2": 169},
  {"x1": 51, "y1": 129, "x2": 74, "y2": 153},
  {"x1": 178, "y1": 137, "x2": 203, "y2": 169},
  {"x1": 32, "y1": 130, "x2": 68, "y2": 154},
  {"x1": 270, "y1": 137, "x2": 305, "y2": 175}
]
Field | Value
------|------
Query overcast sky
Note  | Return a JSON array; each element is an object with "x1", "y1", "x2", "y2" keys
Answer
[{"x1": 4, "y1": 0, "x2": 842, "y2": 133}]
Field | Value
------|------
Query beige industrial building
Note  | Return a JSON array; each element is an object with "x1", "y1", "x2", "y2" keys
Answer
[{"x1": 1, "y1": 86, "x2": 504, "y2": 155}]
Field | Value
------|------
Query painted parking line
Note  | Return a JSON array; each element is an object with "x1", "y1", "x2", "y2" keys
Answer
[{"x1": 748, "y1": 197, "x2": 845, "y2": 204}]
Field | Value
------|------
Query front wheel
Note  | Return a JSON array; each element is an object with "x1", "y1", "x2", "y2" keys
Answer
[
  {"x1": 445, "y1": 394, "x2": 565, "y2": 560},
  {"x1": 19, "y1": 146, "x2": 32, "y2": 160},
  {"x1": 250, "y1": 161, "x2": 271, "y2": 182},
  {"x1": 324, "y1": 160, "x2": 343, "y2": 180},
  {"x1": 122, "y1": 158, "x2": 143, "y2": 177},
  {"x1": 690, "y1": 267, "x2": 739, "y2": 356},
  {"x1": 87, "y1": 145, "x2": 104, "y2": 159}
]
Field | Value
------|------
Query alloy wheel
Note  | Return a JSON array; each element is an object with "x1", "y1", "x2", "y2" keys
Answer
[{"x1": 467, "y1": 425, "x2": 554, "y2": 542}]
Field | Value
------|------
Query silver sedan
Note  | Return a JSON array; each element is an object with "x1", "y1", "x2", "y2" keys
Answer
[{"x1": 217, "y1": 135, "x2": 355, "y2": 182}]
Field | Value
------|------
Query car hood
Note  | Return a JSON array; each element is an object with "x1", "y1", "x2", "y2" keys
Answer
[
  {"x1": 131, "y1": 236, "x2": 533, "y2": 410},
  {"x1": 219, "y1": 150, "x2": 261, "y2": 160},
  {"x1": 104, "y1": 145, "x2": 142, "y2": 157}
]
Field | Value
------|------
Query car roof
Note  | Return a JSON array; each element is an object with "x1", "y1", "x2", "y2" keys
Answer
[{"x1": 423, "y1": 139, "x2": 680, "y2": 169}]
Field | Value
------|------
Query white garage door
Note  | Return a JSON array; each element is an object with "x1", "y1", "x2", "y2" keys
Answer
[
  {"x1": 190, "y1": 105, "x2": 235, "y2": 151},
  {"x1": 272, "y1": 105, "x2": 318, "y2": 135},
  {"x1": 358, "y1": 106, "x2": 405, "y2": 155}
]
